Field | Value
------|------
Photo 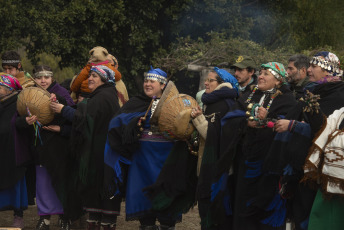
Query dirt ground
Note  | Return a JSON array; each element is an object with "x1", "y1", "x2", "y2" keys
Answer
[{"x1": 0, "y1": 203, "x2": 200, "y2": 229}]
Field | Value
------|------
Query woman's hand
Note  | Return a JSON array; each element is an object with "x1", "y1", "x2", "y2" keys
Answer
[
  {"x1": 42, "y1": 125, "x2": 61, "y2": 132},
  {"x1": 77, "y1": 95, "x2": 85, "y2": 103},
  {"x1": 50, "y1": 93, "x2": 57, "y2": 102},
  {"x1": 274, "y1": 119, "x2": 290, "y2": 133},
  {"x1": 191, "y1": 106, "x2": 202, "y2": 119},
  {"x1": 26, "y1": 115, "x2": 37, "y2": 125},
  {"x1": 247, "y1": 120, "x2": 258, "y2": 128},
  {"x1": 50, "y1": 101, "x2": 64, "y2": 114},
  {"x1": 257, "y1": 107, "x2": 268, "y2": 120}
]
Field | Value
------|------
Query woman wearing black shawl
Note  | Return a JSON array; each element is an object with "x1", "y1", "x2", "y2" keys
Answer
[
  {"x1": 103, "y1": 67, "x2": 181, "y2": 230},
  {"x1": 190, "y1": 67, "x2": 238, "y2": 229},
  {"x1": 14, "y1": 65, "x2": 75, "y2": 229},
  {"x1": 212, "y1": 62, "x2": 297, "y2": 229},
  {"x1": 19, "y1": 65, "x2": 74, "y2": 229},
  {"x1": 0, "y1": 73, "x2": 27, "y2": 229},
  {"x1": 50, "y1": 65, "x2": 120, "y2": 230}
]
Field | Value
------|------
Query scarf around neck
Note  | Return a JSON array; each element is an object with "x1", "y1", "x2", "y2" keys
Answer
[{"x1": 201, "y1": 83, "x2": 237, "y2": 105}]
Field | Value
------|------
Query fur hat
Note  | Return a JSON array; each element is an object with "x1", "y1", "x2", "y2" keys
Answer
[
  {"x1": 107, "y1": 54, "x2": 118, "y2": 66},
  {"x1": 89, "y1": 46, "x2": 109, "y2": 63}
]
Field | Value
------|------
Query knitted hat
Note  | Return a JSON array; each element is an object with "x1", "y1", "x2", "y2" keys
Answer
[
  {"x1": 89, "y1": 46, "x2": 109, "y2": 63},
  {"x1": 0, "y1": 72, "x2": 22, "y2": 90},
  {"x1": 214, "y1": 67, "x2": 238, "y2": 92},
  {"x1": 145, "y1": 66, "x2": 168, "y2": 84},
  {"x1": 261, "y1": 62, "x2": 286, "y2": 81},
  {"x1": 231, "y1": 55, "x2": 256, "y2": 70},
  {"x1": 90, "y1": 66, "x2": 115, "y2": 84},
  {"x1": 310, "y1": 51, "x2": 343, "y2": 77}
]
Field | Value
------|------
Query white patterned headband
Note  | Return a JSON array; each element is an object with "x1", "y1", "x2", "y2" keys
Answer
[
  {"x1": 145, "y1": 73, "x2": 167, "y2": 84},
  {"x1": 2, "y1": 59, "x2": 20, "y2": 64},
  {"x1": 34, "y1": 70, "x2": 53, "y2": 78}
]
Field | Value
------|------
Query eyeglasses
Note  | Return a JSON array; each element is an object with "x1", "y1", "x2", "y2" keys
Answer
[{"x1": 205, "y1": 78, "x2": 218, "y2": 83}]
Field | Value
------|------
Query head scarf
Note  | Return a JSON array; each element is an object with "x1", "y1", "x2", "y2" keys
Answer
[
  {"x1": 310, "y1": 51, "x2": 343, "y2": 77},
  {"x1": 90, "y1": 65, "x2": 115, "y2": 84},
  {"x1": 0, "y1": 72, "x2": 22, "y2": 91},
  {"x1": 214, "y1": 67, "x2": 238, "y2": 92},
  {"x1": 261, "y1": 62, "x2": 287, "y2": 81},
  {"x1": 145, "y1": 66, "x2": 168, "y2": 84}
]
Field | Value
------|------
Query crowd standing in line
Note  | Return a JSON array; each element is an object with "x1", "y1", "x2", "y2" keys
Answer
[{"x1": 2, "y1": 48, "x2": 344, "y2": 230}]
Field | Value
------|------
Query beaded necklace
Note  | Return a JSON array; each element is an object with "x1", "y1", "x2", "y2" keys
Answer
[
  {"x1": 245, "y1": 85, "x2": 258, "y2": 104},
  {"x1": 150, "y1": 99, "x2": 160, "y2": 118},
  {"x1": 246, "y1": 85, "x2": 281, "y2": 116}
]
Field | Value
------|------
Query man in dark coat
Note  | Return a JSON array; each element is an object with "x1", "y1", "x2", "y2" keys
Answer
[
  {"x1": 230, "y1": 55, "x2": 257, "y2": 95},
  {"x1": 286, "y1": 54, "x2": 310, "y2": 99}
]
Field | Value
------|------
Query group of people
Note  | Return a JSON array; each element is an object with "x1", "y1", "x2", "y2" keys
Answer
[
  {"x1": 1, "y1": 47, "x2": 344, "y2": 230},
  {"x1": 188, "y1": 52, "x2": 344, "y2": 230}
]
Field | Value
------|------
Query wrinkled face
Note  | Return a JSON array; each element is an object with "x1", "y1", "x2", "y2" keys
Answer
[
  {"x1": 204, "y1": 72, "x2": 220, "y2": 94},
  {"x1": 258, "y1": 69, "x2": 280, "y2": 91},
  {"x1": 307, "y1": 63, "x2": 328, "y2": 82},
  {"x1": 287, "y1": 61, "x2": 300, "y2": 84},
  {"x1": 143, "y1": 79, "x2": 165, "y2": 98},
  {"x1": 2, "y1": 65, "x2": 20, "y2": 77},
  {"x1": 34, "y1": 75, "x2": 53, "y2": 90},
  {"x1": 234, "y1": 67, "x2": 253, "y2": 86},
  {"x1": 88, "y1": 72, "x2": 104, "y2": 92}
]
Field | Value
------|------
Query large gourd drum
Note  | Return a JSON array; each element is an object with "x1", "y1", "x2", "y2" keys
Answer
[
  {"x1": 17, "y1": 87, "x2": 54, "y2": 125},
  {"x1": 150, "y1": 81, "x2": 179, "y2": 125},
  {"x1": 158, "y1": 94, "x2": 198, "y2": 140}
]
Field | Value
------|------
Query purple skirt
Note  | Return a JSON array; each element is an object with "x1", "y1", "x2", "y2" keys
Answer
[{"x1": 36, "y1": 166, "x2": 63, "y2": 215}]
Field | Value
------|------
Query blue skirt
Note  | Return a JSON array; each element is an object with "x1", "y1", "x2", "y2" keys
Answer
[
  {"x1": 125, "y1": 133, "x2": 174, "y2": 220},
  {"x1": 0, "y1": 177, "x2": 28, "y2": 211}
]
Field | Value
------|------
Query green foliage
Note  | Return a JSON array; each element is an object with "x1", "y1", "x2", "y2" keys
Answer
[
  {"x1": 0, "y1": 0, "x2": 344, "y2": 95},
  {"x1": 152, "y1": 32, "x2": 293, "y2": 76},
  {"x1": 245, "y1": 0, "x2": 344, "y2": 50},
  {"x1": 17, "y1": 49, "x2": 79, "y2": 83}
]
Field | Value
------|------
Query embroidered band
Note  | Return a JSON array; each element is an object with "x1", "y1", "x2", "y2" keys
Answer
[
  {"x1": 2, "y1": 59, "x2": 20, "y2": 64},
  {"x1": 145, "y1": 73, "x2": 167, "y2": 84},
  {"x1": 267, "y1": 68, "x2": 282, "y2": 80},
  {"x1": 34, "y1": 71, "x2": 53, "y2": 78}
]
